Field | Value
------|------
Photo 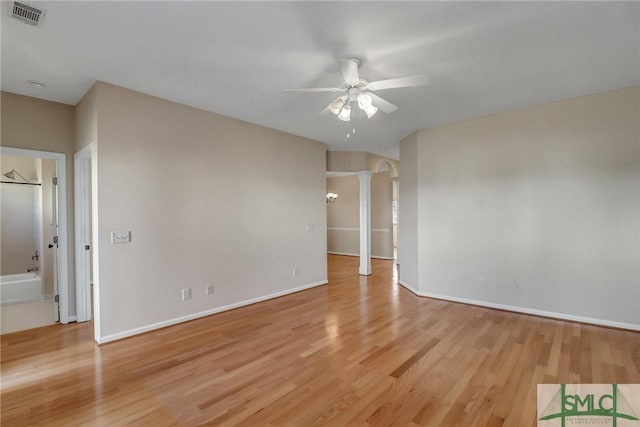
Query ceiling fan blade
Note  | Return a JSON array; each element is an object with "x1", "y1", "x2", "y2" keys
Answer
[
  {"x1": 282, "y1": 87, "x2": 345, "y2": 93},
  {"x1": 339, "y1": 59, "x2": 360, "y2": 86},
  {"x1": 369, "y1": 92, "x2": 398, "y2": 113},
  {"x1": 366, "y1": 74, "x2": 428, "y2": 91}
]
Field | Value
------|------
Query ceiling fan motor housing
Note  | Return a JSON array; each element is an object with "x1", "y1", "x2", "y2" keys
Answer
[{"x1": 347, "y1": 87, "x2": 360, "y2": 101}]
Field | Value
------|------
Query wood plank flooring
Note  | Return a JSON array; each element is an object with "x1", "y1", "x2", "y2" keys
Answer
[{"x1": 1, "y1": 255, "x2": 639, "y2": 426}]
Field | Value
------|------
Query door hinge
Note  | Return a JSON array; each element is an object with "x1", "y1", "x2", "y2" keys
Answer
[
  {"x1": 53, "y1": 177, "x2": 58, "y2": 185},
  {"x1": 53, "y1": 236, "x2": 59, "y2": 244},
  {"x1": 85, "y1": 245, "x2": 90, "y2": 250},
  {"x1": 54, "y1": 295, "x2": 59, "y2": 303}
]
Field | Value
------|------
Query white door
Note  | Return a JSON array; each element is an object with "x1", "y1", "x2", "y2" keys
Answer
[
  {"x1": 76, "y1": 156, "x2": 92, "y2": 322},
  {"x1": 50, "y1": 162, "x2": 60, "y2": 322}
]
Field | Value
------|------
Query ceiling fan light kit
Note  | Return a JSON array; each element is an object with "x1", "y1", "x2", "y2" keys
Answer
[
  {"x1": 329, "y1": 96, "x2": 346, "y2": 115},
  {"x1": 364, "y1": 104, "x2": 378, "y2": 119},
  {"x1": 357, "y1": 93, "x2": 372, "y2": 109},
  {"x1": 338, "y1": 103, "x2": 351, "y2": 121},
  {"x1": 283, "y1": 59, "x2": 428, "y2": 124}
]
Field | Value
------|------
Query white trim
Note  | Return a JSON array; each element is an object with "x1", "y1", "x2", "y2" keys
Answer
[
  {"x1": 91, "y1": 145, "x2": 100, "y2": 342},
  {"x1": 74, "y1": 144, "x2": 94, "y2": 324},
  {"x1": 68, "y1": 316, "x2": 77, "y2": 322},
  {"x1": 397, "y1": 281, "x2": 640, "y2": 332},
  {"x1": 327, "y1": 227, "x2": 390, "y2": 232},
  {"x1": 328, "y1": 251, "x2": 394, "y2": 260},
  {"x1": 0, "y1": 147, "x2": 69, "y2": 324},
  {"x1": 97, "y1": 279, "x2": 329, "y2": 344},
  {"x1": 326, "y1": 171, "x2": 358, "y2": 177},
  {"x1": 398, "y1": 280, "x2": 418, "y2": 293}
]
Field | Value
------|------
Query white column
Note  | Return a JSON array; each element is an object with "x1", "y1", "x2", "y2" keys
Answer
[{"x1": 358, "y1": 170, "x2": 372, "y2": 276}]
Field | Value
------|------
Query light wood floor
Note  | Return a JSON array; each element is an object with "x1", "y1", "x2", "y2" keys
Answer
[{"x1": 2, "y1": 255, "x2": 639, "y2": 426}]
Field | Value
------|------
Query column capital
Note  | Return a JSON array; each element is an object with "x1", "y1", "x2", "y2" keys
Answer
[{"x1": 358, "y1": 170, "x2": 373, "y2": 178}]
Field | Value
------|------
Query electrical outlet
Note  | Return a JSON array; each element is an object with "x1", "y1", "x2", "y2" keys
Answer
[
  {"x1": 293, "y1": 267, "x2": 299, "y2": 277},
  {"x1": 206, "y1": 285, "x2": 215, "y2": 295},
  {"x1": 480, "y1": 278, "x2": 486, "y2": 286},
  {"x1": 181, "y1": 288, "x2": 191, "y2": 301},
  {"x1": 306, "y1": 223, "x2": 314, "y2": 233}
]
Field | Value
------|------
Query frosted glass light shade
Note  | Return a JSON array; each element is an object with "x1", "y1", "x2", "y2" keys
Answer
[
  {"x1": 357, "y1": 93, "x2": 373, "y2": 109},
  {"x1": 329, "y1": 97, "x2": 345, "y2": 115},
  {"x1": 338, "y1": 104, "x2": 351, "y2": 121},
  {"x1": 364, "y1": 104, "x2": 378, "y2": 118}
]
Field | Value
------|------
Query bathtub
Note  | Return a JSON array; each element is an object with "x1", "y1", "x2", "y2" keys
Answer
[{"x1": 0, "y1": 273, "x2": 42, "y2": 305}]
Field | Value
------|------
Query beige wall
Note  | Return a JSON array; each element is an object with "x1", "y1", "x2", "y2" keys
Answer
[
  {"x1": 372, "y1": 171, "x2": 394, "y2": 258},
  {"x1": 1, "y1": 154, "x2": 38, "y2": 180},
  {"x1": 398, "y1": 132, "x2": 419, "y2": 286},
  {"x1": 400, "y1": 86, "x2": 640, "y2": 326},
  {"x1": 1, "y1": 94, "x2": 76, "y2": 313},
  {"x1": 327, "y1": 174, "x2": 359, "y2": 255},
  {"x1": 75, "y1": 84, "x2": 98, "y2": 151},
  {"x1": 0, "y1": 155, "x2": 54, "y2": 295},
  {"x1": 326, "y1": 171, "x2": 394, "y2": 259},
  {"x1": 327, "y1": 151, "x2": 368, "y2": 172},
  {"x1": 89, "y1": 82, "x2": 327, "y2": 339},
  {"x1": 327, "y1": 151, "x2": 399, "y2": 178}
]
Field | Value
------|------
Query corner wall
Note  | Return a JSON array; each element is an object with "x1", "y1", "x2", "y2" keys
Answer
[
  {"x1": 398, "y1": 132, "x2": 419, "y2": 288},
  {"x1": 90, "y1": 83, "x2": 328, "y2": 340},
  {"x1": 401, "y1": 86, "x2": 640, "y2": 328}
]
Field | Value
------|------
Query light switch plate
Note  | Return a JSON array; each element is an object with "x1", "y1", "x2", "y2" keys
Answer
[{"x1": 111, "y1": 231, "x2": 131, "y2": 244}]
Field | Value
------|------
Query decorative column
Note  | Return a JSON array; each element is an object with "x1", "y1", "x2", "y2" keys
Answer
[{"x1": 358, "y1": 170, "x2": 372, "y2": 276}]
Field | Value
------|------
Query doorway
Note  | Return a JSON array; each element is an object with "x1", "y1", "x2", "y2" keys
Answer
[
  {"x1": 74, "y1": 143, "x2": 99, "y2": 338},
  {"x1": 0, "y1": 147, "x2": 70, "y2": 333}
]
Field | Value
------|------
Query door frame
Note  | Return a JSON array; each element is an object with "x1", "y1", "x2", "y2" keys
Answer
[
  {"x1": 0, "y1": 146, "x2": 70, "y2": 323},
  {"x1": 74, "y1": 143, "x2": 100, "y2": 339}
]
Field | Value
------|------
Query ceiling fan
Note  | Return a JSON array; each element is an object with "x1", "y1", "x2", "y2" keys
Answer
[{"x1": 283, "y1": 59, "x2": 428, "y2": 122}]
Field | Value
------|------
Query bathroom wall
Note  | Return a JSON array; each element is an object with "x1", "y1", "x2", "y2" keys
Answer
[{"x1": 0, "y1": 155, "x2": 39, "y2": 275}]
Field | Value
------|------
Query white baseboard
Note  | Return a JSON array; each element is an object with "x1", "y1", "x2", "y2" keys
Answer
[
  {"x1": 97, "y1": 279, "x2": 329, "y2": 344},
  {"x1": 397, "y1": 280, "x2": 640, "y2": 332},
  {"x1": 328, "y1": 251, "x2": 394, "y2": 260},
  {"x1": 68, "y1": 315, "x2": 77, "y2": 322},
  {"x1": 327, "y1": 227, "x2": 390, "y2": 232}
]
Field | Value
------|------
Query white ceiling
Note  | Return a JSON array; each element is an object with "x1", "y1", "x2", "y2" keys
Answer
[{"x1": 2, "y1": 2, "x2": 639, "y2": 159}]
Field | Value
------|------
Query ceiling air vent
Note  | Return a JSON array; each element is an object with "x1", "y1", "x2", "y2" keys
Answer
[{"x1": 11, "y1": 1, "x2": 44, "y2": 26}]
